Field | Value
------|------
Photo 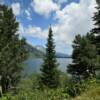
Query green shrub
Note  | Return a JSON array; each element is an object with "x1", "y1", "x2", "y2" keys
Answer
[
  {"x1": 0, "y1": 74, "x2": 99, "y2": 100},
  {"x1": 65, "y1": 77, "x2": 98, "y2": 97}
]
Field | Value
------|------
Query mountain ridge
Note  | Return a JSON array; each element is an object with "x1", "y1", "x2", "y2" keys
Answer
[{"x1": 26, "y1": 44, "x2": 71, "y2": 58}]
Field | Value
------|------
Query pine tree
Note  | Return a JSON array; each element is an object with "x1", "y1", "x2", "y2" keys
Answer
[
  {"x1": 40, "y1": 27, "x2": 59, "y2": 88},
  {"x1": 0, "y1": 5, "x2": 28, "y2": 92},
  {"x1": 67, "y1": 34, "x2": 98, "y2": 80},
  {"x1": 91, "y1": 0, "x2": 100, "y2": 55}
]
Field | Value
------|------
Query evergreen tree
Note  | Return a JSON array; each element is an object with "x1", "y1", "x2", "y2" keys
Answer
[
  {"x1": 91, "y1": 0, "x2": 100, "y2": 55},
  {"x1": 67, "y1": 34, "x2": 98, "y2": 79},
  {"x1": 0, "y1": 5, "x2": 28, "y2": 92},
  {"x1": 40, "y1": 27, "x2": 59, "y2": 88}
]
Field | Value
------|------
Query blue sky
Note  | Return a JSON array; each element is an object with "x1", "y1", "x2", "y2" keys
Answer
[{"x1": 0, "y1": 0, "x2": 96, "y2": 54}]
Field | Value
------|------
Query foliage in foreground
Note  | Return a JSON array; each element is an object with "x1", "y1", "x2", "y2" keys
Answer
[
  {"x1": 0, "y1": 73, "x2": 69, "y2": 100},
  {"x1": 0, "y1": 74, "x2": 100, "y2": 100},
  {"x1": 72, "y1": 80, "x2": 100, "y2": 100},
  {"x1": 0, "y1": 88, "x2": 69, "y2": 100}
]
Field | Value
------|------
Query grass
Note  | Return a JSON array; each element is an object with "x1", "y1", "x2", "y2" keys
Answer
[{"x1": 72, "y1": 81, "x2": 100, "y2": 100}]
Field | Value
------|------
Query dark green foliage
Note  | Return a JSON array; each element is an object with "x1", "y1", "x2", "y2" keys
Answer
[
  {"x1": 67, "y1": 34, "x2": 98, "y2": 79},
  {"x1": 67, "y1": 0, "x2": 100, "y2": 81},
  {"x1": 65, "y1": 78, "x2": 98, "y2": 98},
  {"x1": 40, "y1": 27, "x2": 60, "y2": 88},
  {"x1": 0, "y1": 5, "x2": 28, "y2": 92},
  {"x1": 91, "y1": 0, "x2": 100, "y2": 55},
  {"x1": 66, "y1": 82, "x2": 83, "y2": 97},
  {"x1": 0, "y1": 73, "x2": 70, "y2": 100}
]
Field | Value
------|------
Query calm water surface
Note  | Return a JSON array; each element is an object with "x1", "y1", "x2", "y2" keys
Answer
[{"x1": 24, "y1": 58, "x2": 72, "y2": 75}]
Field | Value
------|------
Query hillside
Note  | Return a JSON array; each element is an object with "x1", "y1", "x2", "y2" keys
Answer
[
  {"x1": 26, "y1": 44, "x2": 71, "y2": 58},
  {"x1": 56, "y1": 52, "x2": 71, "y2": 58},
  {"x1": 25, "y1": 44, "x2": 44, "y2": 58},
  {"x1": 35, "y1": 45, "x2": 71, "y2": 58}
]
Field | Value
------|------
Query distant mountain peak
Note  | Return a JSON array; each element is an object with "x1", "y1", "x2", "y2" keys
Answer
[
  {"x1": 35, "y1": 45, "x2": 46, "y2": 53},
  {"x1": 26, "y1": 44, "x2": 71, "y2": 58}
]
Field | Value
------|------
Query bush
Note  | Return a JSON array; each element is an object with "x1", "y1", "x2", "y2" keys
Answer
[
  {"x1": 65, "y1": 77, "x2": 98, "y2": 97},
  {"x1": 0, "y1": 73, "x2": 70, "y2": 100},
  {"x1": 0, "y1": 74, "x2": 99, "y2": 100}
]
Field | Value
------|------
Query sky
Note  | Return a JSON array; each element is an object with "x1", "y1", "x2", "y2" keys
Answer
[{"x1": 0, "y1": 0, "x2": 97, "y2": 54}]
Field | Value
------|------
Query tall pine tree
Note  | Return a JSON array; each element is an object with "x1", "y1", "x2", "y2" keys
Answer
[
  {"x1": 67, "y1": 34, "x2": 98, "y2": 80},
  {"x1": 0, "y1": 5, "x2": 28, "y2": 92},
  {"x1": 91, "y1": 0, "x2": 100, "y2": 55},
  {"x1": 40, "y1": 27, "x2": 59, "y2": 88}
]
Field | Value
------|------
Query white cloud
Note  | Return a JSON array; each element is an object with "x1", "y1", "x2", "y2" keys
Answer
[
  {"x1": 24, "y1": 25, "x2": 73, "y2": 54},
  {"x1": 31, "y1": 0, "x2": 60, "y2": 17},
  {"x1": 55, "y1": 0, "x2": 68, "y2": 4},
  {"x1": 25, "y1": 9, "x2": 32, "y2": 20},
  {"x1": 11, "y1": 3, "x2": 21, "y2": 16},
  {"x1": 22, "y1": 0, "x2": 97, "y2": 54},
  {"x1": 19, "y1": 24, "x2": 24, "y2": 35},
  {"x1": 53, "y1": 0, "x2": 97, "y2": 44},
  {"x1": 25, "y1": 25, "x2": 48, "y2": 39},
  {"x1": 25, "y1": 10, "x2": 30, "y2": 17}
]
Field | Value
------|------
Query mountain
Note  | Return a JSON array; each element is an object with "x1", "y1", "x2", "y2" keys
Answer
[
  {"x1": 35, "y1": 45, "x2": 71, "y2": 58},
  {"x1": 56, "y1": 52, "x2": 71, "y2": 58},
  {"x1": 35, "y1": 45, "x2": 46, "y2": 53},
  {"x1": 25, "y1": 44, "x2": 71, "y2": 58},
  {"x1": 25, "y1": 44, "x2": 44, "y2": 58}
]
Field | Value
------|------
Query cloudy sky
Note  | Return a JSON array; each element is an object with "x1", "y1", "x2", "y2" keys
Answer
[{"x1": 0, "y1": 0, "x2": 97, "y2": 54}]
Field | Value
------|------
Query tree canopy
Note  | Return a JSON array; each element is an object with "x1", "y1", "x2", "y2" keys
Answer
[
  {"x1": 0, "y1": 5, "x2": 28, "y2": 92},
  {"x1": 67, "y1": 34, "x2": 98, "y2": 79},
  {"x1": 40, "y1": 27, "x2": 60, "y2": 88}
]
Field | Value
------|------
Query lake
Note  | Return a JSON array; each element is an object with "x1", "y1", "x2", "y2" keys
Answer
[{"x1": 23, "y1": 58, "x2": 72, "y2": 75}]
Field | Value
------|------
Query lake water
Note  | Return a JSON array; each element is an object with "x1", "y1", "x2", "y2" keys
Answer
[{"x1": 23, "y1": 58, "x2": 72, "y2": 75}]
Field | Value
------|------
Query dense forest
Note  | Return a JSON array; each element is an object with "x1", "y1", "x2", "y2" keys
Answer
[{"x1": 0, "y1": 0, "x2": 100, "y2": 100}]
